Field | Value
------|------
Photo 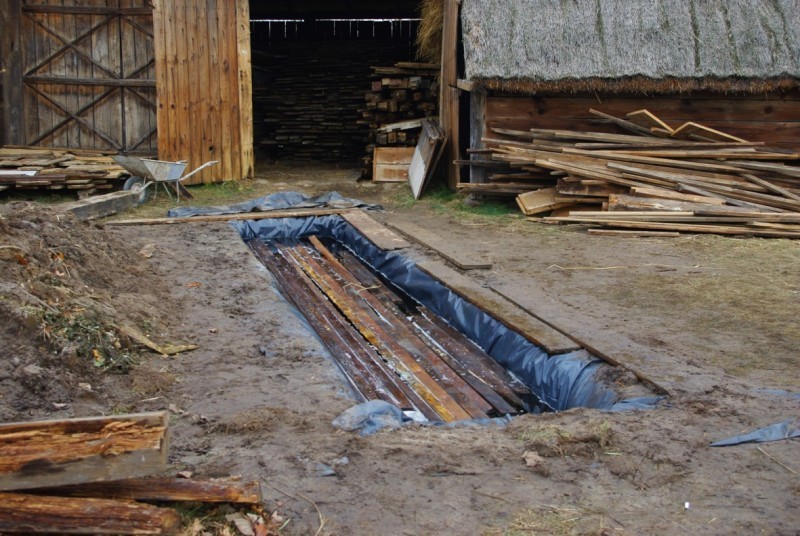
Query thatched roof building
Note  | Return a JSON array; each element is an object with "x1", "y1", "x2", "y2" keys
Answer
[{"x1": 461, "y1": 0, "x2": 800, "y2": 94}]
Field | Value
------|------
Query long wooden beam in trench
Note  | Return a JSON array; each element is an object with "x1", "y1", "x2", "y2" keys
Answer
[
  {"x1": 249, "y1": 239, "x2": 431, "y2": 417},
  {"x1": 279, "y1": 243, "x2": 472, "y2": 422},
  {"x1": 335, "y1": 249, "x2": 539, "y2": 414},
  {"x1": 308, "y1": 236, "x2": 492, "y2": 420}
]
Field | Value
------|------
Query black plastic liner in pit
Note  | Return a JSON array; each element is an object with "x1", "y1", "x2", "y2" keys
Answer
[{"x1": 234, "y1": 214, "x2": 660, "y2": 414}]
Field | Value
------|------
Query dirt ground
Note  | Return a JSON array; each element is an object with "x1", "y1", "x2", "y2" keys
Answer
[{"x1": 1, "y1": 162, "x2": 799, "y2": 535}]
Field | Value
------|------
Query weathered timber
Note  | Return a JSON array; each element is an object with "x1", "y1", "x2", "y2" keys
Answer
[
  {"x1": 0, "y1": 412, "x2": 168, "y2": 491},
  {"x1": 340, "y1": 210, "x2": 410, "y2": 250},
  {"x1": 416, "y1": 261, "x2": 581, "y2": 355},
  {"x1": 60, "y1": 190, "x2": 142, "y2": 221},
  {"x1": 307, "y1": 237, "x2": 491, "y2": 419},
  {"x1": 104, "y1": 208, "x2": 349, "y2": 227},
  {"x1": 0, "y1": 492, "x2": 181, "y2": 534},
  {"x1": 279, "y1": 244, "x2": 471, "y2": 422},
  {"x1": 251, "y1": 240, "x2": 420, "y2": 414},
  {"x1": 386, "y1": 220, "x2": 492, "y2": 270},
  {"x1": 335, "y1": 250, "x2": 531, "y2": 414},
  {"x1": 30, "y1": 477, "x2": 262, "y2": 505}
]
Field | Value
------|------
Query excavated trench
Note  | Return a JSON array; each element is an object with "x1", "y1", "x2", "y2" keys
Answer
[{"x1": 235, "y1": 215, "x2": 656, "y2": 422}]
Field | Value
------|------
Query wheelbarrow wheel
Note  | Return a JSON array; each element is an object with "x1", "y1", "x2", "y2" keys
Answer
[{"x1": 123, "y1": 176, "x2": 150, "y2": 205}]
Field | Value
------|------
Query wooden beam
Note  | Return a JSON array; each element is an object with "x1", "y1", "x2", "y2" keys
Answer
[
  {"x1": 22, "y1": 5, "x2": 152, "y2": 15},
  {"x1": 60, "y1": 190, "x2": 142, "y2": 222},
  {"x1": 469, "y1": 89, "x2": 488, "y2": 184},
  {"x1": 1, "y1": 0, "x2": 23, "y2": 146},
  {"x1": 30, "y1": 477, "x2": 262, "y2": 505},
  {"x1": 24, "y1": 76, "x2": 156, "y2": 87},
  {"x1": 387, "y1": 220, "x2": 492, "y2": 270},
  {"x1": 0, "y1": 492, "x2": 181, "y2": 534},
  {"x1": 0, "y1": 413, "x2": 168, "y2": 491},
  {"x1": 416, "y1": 261, "x2": 581, "y2": 355},
  {"x1": 440, "y1": 0, "x2": 460, "y2": 189},
  {"x1": 103, "y1": 208, "x2": 350, "y2": 227},
  {"x1": 340, "y1": 210, "x2": 410, "y2": 250}
]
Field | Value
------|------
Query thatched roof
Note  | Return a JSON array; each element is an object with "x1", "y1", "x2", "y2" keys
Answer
[{"x1": 461, "y1": 0, "x2": 800, "y2": 94}]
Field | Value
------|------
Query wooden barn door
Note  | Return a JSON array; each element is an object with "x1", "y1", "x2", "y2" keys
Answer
[
  {"x1": 152, "y1": 0, "x2": 253, "y2": 184},
  {"x1": 2, "y1": 0, "x2": 157, "y2": 154}
]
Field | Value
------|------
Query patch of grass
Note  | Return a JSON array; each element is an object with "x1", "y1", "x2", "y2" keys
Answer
[{"x1": 485, "y1": 506, "x2": 618, "y2": 536}]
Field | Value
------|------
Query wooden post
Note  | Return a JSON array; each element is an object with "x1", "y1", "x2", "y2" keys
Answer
[
  {"x1": 235, "y1": 0, "x2": 253, "y2": 180},
  {"x1": 1, "y1": 0, "x2": 24, "y2": 146},
  {"x1": 469, "y1": 88, "x2": 487, "y2": 184},
  {"x1": 439, "y1": 0, "x2": 460, "y2": 189}
]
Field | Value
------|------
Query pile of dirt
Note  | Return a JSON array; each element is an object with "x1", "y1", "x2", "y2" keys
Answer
[{"x1": 0, "y1": 202, "x2": 181, "y2": 421}]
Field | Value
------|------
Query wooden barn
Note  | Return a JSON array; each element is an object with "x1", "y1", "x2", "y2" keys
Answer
[
  {"x1": 0, "y1": 0, "x2": 421, "y2": 185},
  {"x1": 440, "y1": 0, "x2": 800, "y2": 187}
]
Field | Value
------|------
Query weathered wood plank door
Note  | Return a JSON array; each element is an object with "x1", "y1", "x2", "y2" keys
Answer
[
  {"x1": 152, "y1": 0, "x2": 253, "y2": 184},
  {"x1": 2, "y1": 0, "x2": 157, "y2": 153}
]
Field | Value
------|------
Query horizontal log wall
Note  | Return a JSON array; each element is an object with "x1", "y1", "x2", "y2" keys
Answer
[
  {"x1": 152, "y1": 0, "x2": 253, "y2": 184},
  {"x1": 485, "y1": 93, "x2": 800, "y2": 152}
]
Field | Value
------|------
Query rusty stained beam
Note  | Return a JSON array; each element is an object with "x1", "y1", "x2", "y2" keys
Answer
[
  {"x1": 336, "y1": 248, "x2": 540, "y2": 415},
  {"x1": 279, "y1": 243, "x2": 472, "y2": 422},
  {"x1": 250, "y1": 239, "x2": 421, "y2": 414},
  {"x1": 307, "y1": 236, "x2": 492, "y2": 420}
]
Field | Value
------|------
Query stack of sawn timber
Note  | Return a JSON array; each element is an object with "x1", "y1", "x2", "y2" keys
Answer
[
  {"x1": 249, "y1": 236, "x2": 540, "y2": 422},
  {"x1": 0, "y1": 412, "x2": 264, "y2": 535},
  {"x1": 0, "y1": 147, "x2": 129, "y2": 193},
  {"x1": 361, "y1": 62, "x2": 440, "y2": 178},
  {"x1": 467, "y1": 109, "x2": 800, "y2": 239}
]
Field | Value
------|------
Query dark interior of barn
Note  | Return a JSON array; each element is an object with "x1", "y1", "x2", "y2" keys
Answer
[{"x1": 248, "y1": 1, "x2": 425, "y2": 168}]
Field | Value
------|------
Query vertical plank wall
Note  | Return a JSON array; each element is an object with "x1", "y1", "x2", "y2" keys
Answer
[{"x1": 152, "y1": 0, "x2": 253, "y2": 184}]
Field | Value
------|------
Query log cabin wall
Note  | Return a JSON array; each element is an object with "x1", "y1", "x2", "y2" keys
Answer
[
  {"x1": 251, "y1": 19, "x2": 419, "y2": 164},
  {"x1": 1, "y1": 0, "x2": 157, "y2": 154},
  {"x1": 152, "y1": 0, "x2": 253, "y2": 184},
  {"x1": 483, "y1": 93, "x2": 800, "y2": 153}
]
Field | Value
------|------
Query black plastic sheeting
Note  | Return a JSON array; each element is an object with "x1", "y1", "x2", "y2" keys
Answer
[
  {"x1": 235, "y1": 214, "x2": 660, "y2": 413},
  {"x1": 167, "y1": 191, "x2": 380, "y2": 218},
  {"x1": 710, "y1": 418, "x2": 800, "y2": 447}
]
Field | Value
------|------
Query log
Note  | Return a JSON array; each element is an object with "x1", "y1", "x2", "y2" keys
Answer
[
  {"x1": 30, "y1": 477, "x2": 262, "y2": 505},
  {"x1": 0, "y1": 492, "x2": 181, "y2": 534},
  {"x1": 0, "y1": 413, "x2": 168, "y2": 491}
]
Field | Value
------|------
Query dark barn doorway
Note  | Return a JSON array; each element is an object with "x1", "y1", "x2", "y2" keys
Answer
[{"x1": 249, "y1": 1, "x2": 423, "y2": 166}]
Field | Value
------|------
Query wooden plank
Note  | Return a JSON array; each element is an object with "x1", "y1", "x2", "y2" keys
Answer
[
  {"x1": 31, "y1": 477, "x2": 262, "y2": 505},
  {"x1": 104, "y1": 207, "x2": 349, "y2": 227},
  {"x1": 387, "y1": 220, "x2": 492, "y2": 270},
  {"x1": 308, "y1": 237, "x2": 492, "y2": 420},
  {"x1": 440, "y1": 0, "x2": 460, "y2": 188},
  {"x1": 670, "y1": 121, "x2": 749, "y2": 143},
  {"x1": 628, "y1": 186, "x2": 727, "y2": 205},
  {"x1": 0, "y1": 412, "x2": 168, "y2": 491},
  {"x1": 281, "y1": 245, "x2": 471, "y2": 422},
  {"x1": 250, "y1": 240, "x2": 421, "y2": 414},
  {"x1": 373, "y1": 146, "x2": 414, "y2": 182},
  {"x1": 60, "y1": 190, "x2": 142, "y2": 221},
  {"x1": 588, "y1": 229, "x2": 681, "y2": 237},
  {"x1": 340, "y1": 210, "x2": 410, "y2": 251},
  {"x1": 516, "y1": 187, "x2": 573, "y2": 216},
  {"x1": 235, "y1": 0, "x2": 253, "y2": 180},
  {"x1": 607, "y1": 194, "x2": 725, "y2": 213},
  {"x1": 416, "y1": 261, "x2": 581, "y2": 355},
  {"x1": 0, "y1": 492, "x2": 181, "y2": 534},
  {"x1": 544, "y1": 218, "x2": 800, "y2": 238},
  {"x1": 469, "y1": 89, "x2": 488, "y2": 184},
  {"x1": 409, "y1": 118, "x2": 445, "y2": 199},
  {"x1": 589, "y1": 108, "x2": 654, "y2": 137},
  {"x1": 626, "y1": 109, "x2": 674, "y2": 134},
  {"x1": 740, "y1": 174, "x2": 800, "y2": 202}
]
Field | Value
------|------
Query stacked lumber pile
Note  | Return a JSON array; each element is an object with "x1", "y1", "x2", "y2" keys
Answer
[
  {"x1": 360, "y1": 62, "x2": 439, "y2": 178},
  {"x1": 0, "y1": 412, "x2": 266, "y2": 534},
  {"x1": 464, "y1": 109, "x2": 800, "y2": 238},
  {"x1": 253, "y1": 41, "x2": 411, "y2": 163},
  {"x1": 0, "y1": 147, "x2": 129, "y2": 193}
]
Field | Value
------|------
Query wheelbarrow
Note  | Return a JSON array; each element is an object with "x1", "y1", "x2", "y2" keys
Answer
[{"x1": 112, "y1": 155, "x2": 219, "y2": 203}]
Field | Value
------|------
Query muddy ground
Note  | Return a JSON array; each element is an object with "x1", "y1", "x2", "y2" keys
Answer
[{"x1": 1, "y1": 163, "x2": 799, "y2": 535}]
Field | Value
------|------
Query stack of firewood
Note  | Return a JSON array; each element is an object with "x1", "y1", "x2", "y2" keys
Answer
[
  {"x1": 360, "y1": 62, "x2": 439, "y2": 177},
  {"x1": 461, "y1": 109, "x2": 800, "y2": 238},
  {"x1": 0, "y1": 412, "x2": 267, "y2": 535},
  {"x1": 0, "y1": 147, "x2": 129, "y2": 193}
]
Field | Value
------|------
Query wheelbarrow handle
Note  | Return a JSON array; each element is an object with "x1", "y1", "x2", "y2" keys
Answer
[{"x1": 178, "y1": 160, "x2": 220, "y2": 182}]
